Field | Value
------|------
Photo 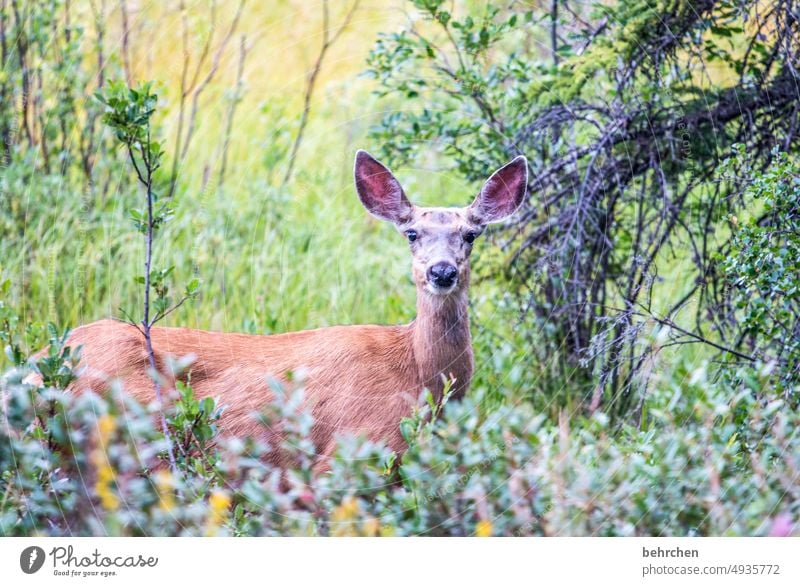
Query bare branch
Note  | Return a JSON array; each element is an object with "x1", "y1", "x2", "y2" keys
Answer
[
  {"x1": 118, "y1": 0, "x2": 133, "y2": 86},
  {"x1": 282, "y1": 0, "x2": 361, "y2": 186}
]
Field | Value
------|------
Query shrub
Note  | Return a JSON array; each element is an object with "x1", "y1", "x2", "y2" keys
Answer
[
  {"x1": 366, "y1": 0, "x2": 800, "y2": 417},
  {"x1": 1, "y1": 319, "x2": 797, "y2": 536},
  {"x1": 720, "y1": 148, "x2": 800, "y2": 396}
]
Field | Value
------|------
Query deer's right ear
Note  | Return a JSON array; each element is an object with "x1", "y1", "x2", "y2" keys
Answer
[
  {"x1": 468, "y1": 156, "x2": 528, "y2": 225},
  {"x1": 354, "y1": 150, "x2": 413, "y2": 224}
]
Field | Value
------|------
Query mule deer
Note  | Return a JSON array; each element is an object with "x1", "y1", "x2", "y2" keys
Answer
[{"x1": 53, "y1": 151, "x2": 527, "y2": 468}]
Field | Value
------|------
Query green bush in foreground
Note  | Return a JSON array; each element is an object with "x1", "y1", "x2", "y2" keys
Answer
[{"x1": 1, "y1": 328, "x2": 797, "y2": 537}]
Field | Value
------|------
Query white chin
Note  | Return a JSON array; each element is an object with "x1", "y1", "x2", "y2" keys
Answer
[{"x1": 426, "y1": 282, "x2": 457, "y2": 296}]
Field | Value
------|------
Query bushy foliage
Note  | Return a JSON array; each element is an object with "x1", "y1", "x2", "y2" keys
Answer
[
  {"x1": 367, "y1": 0, "x2": 800, "y2": 416},
  {"x1": 2, "y1": 323, "x2": 797, "y2": 537},
  {"x1": 721, "y1": 148, "x2": 800, "y2": 394}
]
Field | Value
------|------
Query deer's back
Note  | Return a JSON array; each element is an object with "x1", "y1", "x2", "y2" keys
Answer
[{"x1": 63, "y1": 319, "x2": 420, "y2": 462}]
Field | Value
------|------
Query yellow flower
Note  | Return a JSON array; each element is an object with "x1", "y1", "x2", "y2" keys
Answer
[
  {"x1": 209, "y1": 491, "x2": 231, "y2": 512},
  {"x1": 97, "y1": 414, "x2": 116, "y2": 439},
  {"x1": 331, "y1": 496, "x2": 360, "y2": 521},
  {"x1": 205, "y1": 490, "x2": 231, "y2": 536},
  {"x1": 362, "y1": 517, "x2": 380, "y2": 537},
  {"x1": 331, "y1": 496, "x2": 360, "y2": 537},
  {"x1": 95, "y1": 465, "x2": 119, "y2": 511},
  {"x1": 475, "y1": 520, "x2": 493, "y2": 537},
  {"x1": 93, "y1": 414, "x2": 118, "y2": 511},
  {"x1": 154, "y1": 470, "x2": 175, "y2": 512}
]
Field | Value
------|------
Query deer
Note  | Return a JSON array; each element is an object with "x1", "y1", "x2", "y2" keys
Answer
[{"x1": 44, "y1": 150, "x2": 528, "y2": 470}]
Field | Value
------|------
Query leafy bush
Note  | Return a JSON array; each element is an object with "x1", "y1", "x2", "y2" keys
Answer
[
  {"x1": 2, "y1": 320, "x2": 797, "y2": 536},
  {"x1": 366, "y1": 0, "x2": 800, "y2": 416},
  {"x1": 721, "y1": 148, "x2": 800, "y2": 394}
]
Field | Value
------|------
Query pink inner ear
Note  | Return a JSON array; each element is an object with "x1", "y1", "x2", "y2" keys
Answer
[
  {"x1": 475, "y1": 157, "x2": 527, "y2": 222},
  {"x1": 360, "y1": 164, "x2": 399, "y2": 201},
  {"x1": 355, "y1": 152, "x2": 410, "y2": 222}
]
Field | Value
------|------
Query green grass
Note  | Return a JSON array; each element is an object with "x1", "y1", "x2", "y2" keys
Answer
[{"x1": 0, "y1": 0, "x2": 711, "y2": 417}]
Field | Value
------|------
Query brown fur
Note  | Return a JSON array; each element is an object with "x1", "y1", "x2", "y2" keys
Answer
[
  {"x1": 63, "y1": 288, "x2": 472, "y2": 468},
  {"x1": 44, "y1": 151, "x2": 526, "y2": 470}
]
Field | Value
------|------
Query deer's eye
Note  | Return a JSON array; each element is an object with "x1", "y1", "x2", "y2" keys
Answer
[
  {"x1": 463, "y1": 231, "x2": 478, "y2": 244},
  {"x1": 405, "y1": 230, "x2": 418, "y2": 242}
]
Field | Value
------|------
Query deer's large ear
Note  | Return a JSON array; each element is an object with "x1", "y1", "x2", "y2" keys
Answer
[
  {"x1": 354, "y1": 150, "x2": 413, "y2": 224},
  {"x1": 468, "y1": 156, "x2": 528, "y2": 224}
]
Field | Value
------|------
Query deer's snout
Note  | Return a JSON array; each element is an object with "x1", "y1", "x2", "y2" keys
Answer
[{"x1": 427, "y1": 262, "x2": 458, "y2": 289}]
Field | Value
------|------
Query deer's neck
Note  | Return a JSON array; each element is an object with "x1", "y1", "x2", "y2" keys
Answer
[{"x1": 409, "y1": 288, "x2": 473, "y2": 401}]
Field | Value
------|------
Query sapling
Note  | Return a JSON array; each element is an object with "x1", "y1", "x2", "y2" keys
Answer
[{"x1": 96, "y1": 81, "x2": 200, "y2": 473}]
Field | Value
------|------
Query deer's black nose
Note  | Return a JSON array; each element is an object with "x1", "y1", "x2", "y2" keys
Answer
[{"x1": 428, "y1": 262, "x2": 458, "y2": 288}]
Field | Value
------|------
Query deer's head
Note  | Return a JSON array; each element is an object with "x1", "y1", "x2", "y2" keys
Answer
[{"x1": 354, "y1": 150, "x2": 528, "y2": 297}]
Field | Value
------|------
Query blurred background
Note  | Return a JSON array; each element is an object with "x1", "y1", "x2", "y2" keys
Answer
[
  {"x1": 1, "y1": 0, "x2": 542, "y2": 412},
  {"x1": 2, "y1": 0, "x2": 799, "y2": 419}
]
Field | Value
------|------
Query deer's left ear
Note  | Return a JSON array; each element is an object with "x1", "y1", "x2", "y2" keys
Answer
[
  {"x1": 468, "y1": 156, "x2": 528, "y2": 224},
  {"x1": 354, "y1": 150, "x2": 413, "y2": 224}
]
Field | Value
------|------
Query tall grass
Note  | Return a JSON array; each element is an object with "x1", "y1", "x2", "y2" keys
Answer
[
  {"x1": 0, "y1": 1, "x2": 714, "y2": 417},
  {"x1": 1, "y1": 1, "x2": 549, "y2": 407}
]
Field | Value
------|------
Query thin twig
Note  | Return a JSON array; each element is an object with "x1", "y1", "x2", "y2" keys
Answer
[
  {"x1": 180, "y1": 0, "x2": 245, "y2": 163},
  {"x1": 118, "y1": 0, "x2": 133, "y2": 86},
  {"x1": 550, "y1": 0, "x2": 559, "y2": 66},
  {"x1": 140, "y1": 129, "x2": 178, "y2": 474},
  {"x1": 623, "y1": 302, "x2": 758, "y2": 363},
  {"x1": 218, "y1": 34, "x2": 249, "y2": 190},
  {"x1": 282, "y1": 0, "x2": 360, "y2": 186}
]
